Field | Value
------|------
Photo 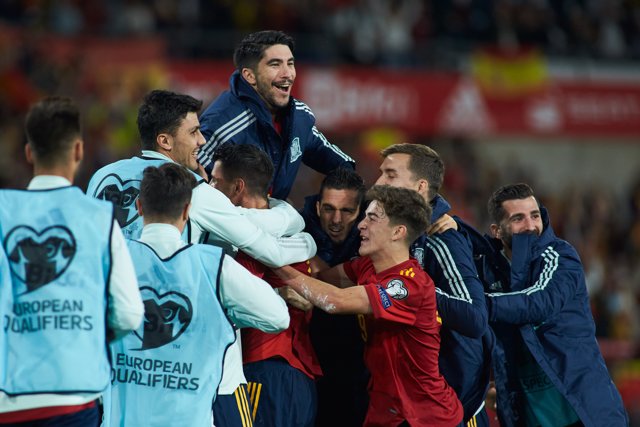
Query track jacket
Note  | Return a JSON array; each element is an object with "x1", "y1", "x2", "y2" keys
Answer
[
  {"x1": 197, "y1": 71, "x2": 354, "y2": 199},
  {"x1": 460, "y1": 207, "x2": 628, "y2": 427},
  {"x1": 410, "y1": 195, "x2": 493, "y2": 422}
]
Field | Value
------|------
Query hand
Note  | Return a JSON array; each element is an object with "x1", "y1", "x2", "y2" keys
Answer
[
  {"x1": 277, "y1": 286, "x2": 313, "y2": 311},
  {"x1": 428, "y1": 214, "x2": 458, "y2": 235},
  {"x1": 485, "y1": 382, "x2": 497, "y2": 412}
]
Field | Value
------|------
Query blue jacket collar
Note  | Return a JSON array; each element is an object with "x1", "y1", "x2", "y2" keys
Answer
[{"x1": 430, "y1": 194, "x2": 451, "y2": 223}]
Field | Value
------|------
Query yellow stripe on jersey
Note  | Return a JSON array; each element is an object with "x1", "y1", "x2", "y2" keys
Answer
[
  {"x1": 234, "y1": 385, "x2": 253, "y2": 427},
  {"x1": 247, "y1": 382, "x2": 262, "y2": 422},
  {"x1": 466, "y1": 414, "x2": 477, "y2": 427},
  {"x1": 436, "y1": 310, "x2": 442, "y2": 324}
]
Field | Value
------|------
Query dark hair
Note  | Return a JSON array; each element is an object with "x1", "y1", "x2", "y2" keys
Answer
[
  {"x1": 319, "y1": 167, "x2": 366, "y2": 206},
  {"x1": 24, "y1": 96, "x2": 81, "y2": 166},
  {"x1": 233, "y1": 30, "x2": 295, "y2": 71},
  {"x1": 137, "y1": 90, "x2": 203, "y2": 150},
  {"x1": 366, "y1": 185, "x2": 431, "y2": 244},
  {"x1": 487, "y1": 183, "x2": 536, "y2": 223},
  {"x1": 140, "y1": 163, "x2": 197, "y2": 220},
  {"x1": 380, "y1": 143, "x2": 444, "y2": 201},
  {"x1": 211, "y1": 143, "x2": 274, "y2": 198}
]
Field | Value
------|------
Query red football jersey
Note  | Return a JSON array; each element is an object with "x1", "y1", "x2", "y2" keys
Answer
[
  {"x1": 237, "y1": 252, "x2": 322, "y2": 380},
  {"x1": 343, "y1": 256, "x2": 463, "y2": 426}
]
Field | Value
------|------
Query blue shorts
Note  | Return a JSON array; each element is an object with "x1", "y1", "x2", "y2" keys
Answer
[
  {"x1": 244, "y1": 359, "x2": 317, "y2": 427},
  {"x1": 213, "y1": 384, "x2": 254, "y2": 427}
]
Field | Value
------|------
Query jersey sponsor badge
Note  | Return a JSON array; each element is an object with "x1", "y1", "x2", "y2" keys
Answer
[
  {"x1": 385, "y1": 278, "x2": 408, "y2": 300},
  {"x1": 289, "y1": 137, "x2": 302, "y2": 163},
  {"x1": 133, "y1": 286, "x2": 193, "y2": 350},
  {"x1": 5, "y1": 225, "x2": 76, "y2": 293}
]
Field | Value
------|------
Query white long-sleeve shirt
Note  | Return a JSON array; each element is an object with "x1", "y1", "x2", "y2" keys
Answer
[
  {"x1": 137, "y1": 223, "x2": 290, "y2": 393},
  {"x1": 141, "y1": 151, "x2": 316, "y2": 266},
  {"x1": 0, "y1": 175, "x2": 144, "y2": 414}
]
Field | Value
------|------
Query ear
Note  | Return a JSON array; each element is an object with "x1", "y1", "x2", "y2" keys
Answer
[
  {"x1": 182, "y1": 202, "x2": 191, "y2": 222},
  {"x1": 233, "y1": 178, "x2": 245, "y2": 197},
  {"x1": 316, "y1": 200, "x2": 321, "y2": 217},
  {"x1": 417, "y1": 179, "x2": 429, "y2": 199},
  {"x1": 136, "y1": 198, "x2": 143, "y2": 216},
  {"x1": 241, "y1": 67, "x2": 257, "y2": 85},
  {"x1": 24, "y1": 143, "x2": 34, "y2": 165},
  {"x1": 490, "y1": 223, "x2": 500, "y2": 239},
  {"x1": 392, "y1": 224, "x2": 407, "y2": 242},
  {"x1": 156, "y1": 133, "x2": 172, "y2": 151},
  {"x1": 74, "y1": 139, "x2": 84, "y2": 163}
]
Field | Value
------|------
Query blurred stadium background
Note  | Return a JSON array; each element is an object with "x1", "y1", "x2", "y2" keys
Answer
[{"x1": 1, "y1": 1, "x2": 639, "y2": 423}]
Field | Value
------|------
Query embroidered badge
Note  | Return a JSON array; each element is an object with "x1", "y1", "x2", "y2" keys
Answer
[
  {"x1": 385, "y1": 279, "x2": 408, "y2": 300},
  {"x1": 412, "y1": 247, "x2": 424, "y2": 267},
  {"x1": 289, "y1": 137, "x2": 302, "y2": 163}
]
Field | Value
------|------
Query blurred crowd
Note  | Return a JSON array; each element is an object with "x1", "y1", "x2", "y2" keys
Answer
[
  {"x1": 1, "y1": 0, "x2": 640, "y2": 64},
  {"x1": 2, "y1": 0, "x2": 640, "y2": 407}
]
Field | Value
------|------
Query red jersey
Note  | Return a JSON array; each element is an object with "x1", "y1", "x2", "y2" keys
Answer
[
  {"x1": 237, "y1": 252, "x2": 322, "y2": 380},
  {"x1": 343, "y1": 257, "x2": 463, "y2": 427}
]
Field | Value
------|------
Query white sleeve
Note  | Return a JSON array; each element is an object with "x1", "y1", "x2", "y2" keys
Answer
[
  {"x1": 189, "y1": 183, "x2": 316, "y2": 267},
  {"x1": 236, "y1": 197, "x2": 305, "y2": 237},
  {"x1": 108, "y1": 221, "x2": 144, "y2": 338},
  {"x1": 219, "y1": 255, "x2": 290, "y2": 332}
]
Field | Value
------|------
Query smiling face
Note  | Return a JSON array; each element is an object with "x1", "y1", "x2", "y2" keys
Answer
[
  {"x1": 164, "y1": 112, "x2": 204, "y2": 171},
  {"x1": 245, "y1": 44, "x2": 295, "y2": 115},
  {"x1": 357, "y1": 200, "x2": 393, "y2": 257},
  {"x1": 491, "y1": 196, "x2": 543, "y2": 251},
  {"x1": 317, "y1": 188, "x2": 361, "y2": 245}
]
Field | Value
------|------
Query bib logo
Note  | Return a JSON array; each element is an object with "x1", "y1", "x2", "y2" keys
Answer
[
  {"x1": 385, "y1": 279, "x2": 408, "y2": 300},
  {"x1": 4, "y1": 225, "x2": 76, "y2": 293},
  {"x1": 290, "y1": 137, "x2": 302, "y2": 163},
  {"x1": 93, "y1": 174, "x2": 141, "y2": 227},
  {"x1": 133, "y1": 287, "x2": 193, "y2": 350}
]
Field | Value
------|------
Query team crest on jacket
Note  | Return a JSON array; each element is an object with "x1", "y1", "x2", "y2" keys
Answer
[
  {"x1": 93, "y1": 173, "x2": 141, "y2": 227},
  {"x1": 133, "y1": 287, "x2": 193, "y2": 350},
  {"x1": 412, "y1": 247, "x2": 424, "y2": 266},
  {"x1": 385, "y1": 278, "x2": 408, "y2": 300},
  {"x1": 4, "y1": 225, "x2": 76, "y2": 293},
  {"x1": 290, "y1": 137, "x2": 302, "y2": 163}
]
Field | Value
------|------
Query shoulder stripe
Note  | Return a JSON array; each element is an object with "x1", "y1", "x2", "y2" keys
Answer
[
  {"x1": 294, "y1": 100, "x2": 315, "y2": 117},
  {"x1": 488, "y1": 246, "x2": 559, "y2": 297},
  {"x1": 198, "y1": 110, "x2": 256, "y2": 167},
  {"x1": 311, "y1": 126, "x2": 354, "y2": 162},
  {"x1": 426, "y1": 236, "x2": 472, "y2": 302}
]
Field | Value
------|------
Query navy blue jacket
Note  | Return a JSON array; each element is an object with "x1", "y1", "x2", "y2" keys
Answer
[
  {"x1": 460, "y1": 208, "x2": 628, "y2": 427},
  {"x1": 301, "y1": 194, "x2": 369, "y2": 426},
  {"x1": 197, "y1": 71, "x2": 355, "y2": 199},
  {"x1": 410, "y1": 195, "x2": 493, "y2": 422}
]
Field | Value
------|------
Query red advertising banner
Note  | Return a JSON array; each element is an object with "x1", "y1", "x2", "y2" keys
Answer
[{"x1": 167, "y1": 61, "x2": 640, "y2": 138}]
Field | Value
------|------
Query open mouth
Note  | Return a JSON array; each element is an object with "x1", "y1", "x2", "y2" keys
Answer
[{"x1": 274, "y1": 81, "x2": 292, "y2": 94}]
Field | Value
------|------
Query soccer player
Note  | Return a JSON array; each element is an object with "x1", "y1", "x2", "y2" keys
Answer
[
  {"x1": 375, "y1": 143, "x2": 492, "y2": 426},
  {"x1": 197, "y1": 30, "x2": 354, "y2": 200},
  {"x1": 273, "y1": 185, "x2": 464, "y2": 426},
  {"x1": 210, "y1": 143, "x2": 321, "y2": 427},
  {"x1": 105, "y1": 163, "x2": 289, "y2": 426},
  {"x1": 0, "y1": 97, "x2": 143, "y2": 425}
]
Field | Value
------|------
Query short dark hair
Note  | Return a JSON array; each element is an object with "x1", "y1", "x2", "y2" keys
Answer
[
  {"x1": 319, "y1": 167, "x2": 366, "y2": 206},
  {"x1": 24, "y1": 96, "x2": 81, "y2": 166},
  {"x1": 233, "y1": 30, "x2": 295, "y2": 71},
  {"x1": 487, "y1": 183, "x2": 536, "y2": 223},
  {"x1": 380, "y1": 143, "x2": 444, "y2": 201},
  {"x1": 366, "y1": 185, "x2": 431, "y2": 244},
  {"x1": 137, "y1": 90, "x2": 203, "y2": 150},
  {"x1": 139, "y1": 163, "x2": 197, "y2": 220},
  {"x1": 211, "y1": 143, "x2": 274, "y2": 199}
]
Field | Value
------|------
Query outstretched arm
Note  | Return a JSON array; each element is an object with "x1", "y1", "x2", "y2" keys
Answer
[{"x1": 274, "y1": 264, "x2": 370, "y2": 315}]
